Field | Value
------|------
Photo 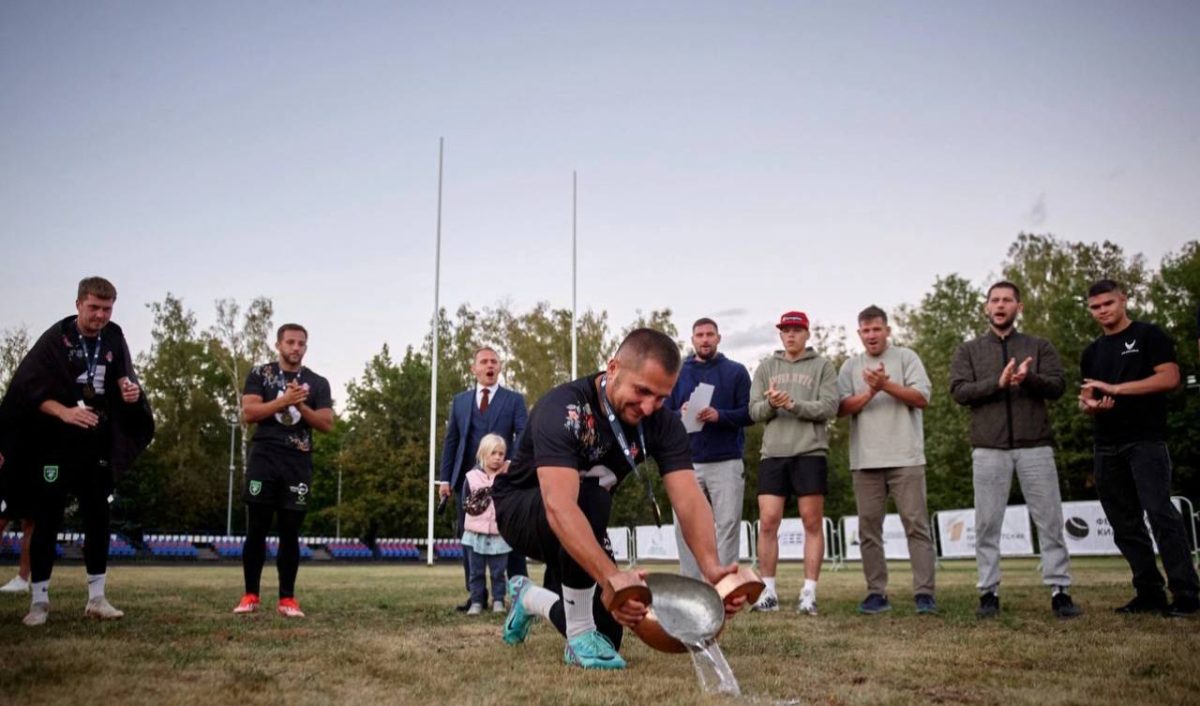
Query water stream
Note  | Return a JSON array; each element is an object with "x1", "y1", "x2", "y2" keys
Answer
[{"x1": 684, "y1": 638, "x2": 741, "y2": 697}]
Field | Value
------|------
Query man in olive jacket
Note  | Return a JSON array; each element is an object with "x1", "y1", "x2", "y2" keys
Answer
[{"x1": 949, "y1": 281, "x2": 1080, "y2": 619}]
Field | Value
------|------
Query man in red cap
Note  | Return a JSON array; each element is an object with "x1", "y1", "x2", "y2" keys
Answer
[{"x1": 749, "y1": 311, "x2": 838, "y2": 615}]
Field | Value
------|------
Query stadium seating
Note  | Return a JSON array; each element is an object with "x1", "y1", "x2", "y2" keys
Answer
[
  {"x1": 326, "y1": 538, "x2": 372, "y2": 559},
  {"x1": 376, "y1": 538, "x2": 422, "y2": 560},
  {"x1": 433, "y1": 540, "x2": 463, "y2": 561},
  {"x1": 145, "y1": 534, "x2": 199, "y2": 558}
]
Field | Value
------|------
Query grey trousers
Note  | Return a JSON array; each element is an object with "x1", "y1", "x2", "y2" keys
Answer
[
  {"x1": 676, "y1": 459, "x2": 745, "y2": 579},
  {"x1": 972, "y1": 446, "x2": 1072, "y2": 592},
  {"x1": 852, "y1": 465, "x2": 937, "y2": 596}
]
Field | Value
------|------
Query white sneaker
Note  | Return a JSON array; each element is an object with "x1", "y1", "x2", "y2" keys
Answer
[
  {"x1": 467, "y1": 603, "x2": 483, "y2": 615},
  {"x1": 492, "y1": 600, "x2": 505, "y2": 613},
  {"x1": 0, "y1": 575, "x2": 30, "y2": 593},
  {"x1": 84, "y1": 596, "x2": 125, "y2": 620},
  {"x1": 23, "y1": 602, "x2": 49, "y2": 626},
  {"x1": 798, "y1": 590, "x2": 818, "y2": 616},
  {"x1": 752, "y1": 591, "x2": 779, "y2": 612}
]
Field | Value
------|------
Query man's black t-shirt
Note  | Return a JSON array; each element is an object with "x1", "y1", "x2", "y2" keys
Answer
[
  {"x1": 1081, "y1": 320, "x2": 1176, "y2": 443},
  {"x1": 243, "y1": 362, "x2": 332, "y2": 453},
  {"x1": 497, "y1": 373, "x2": 693, "y2": 494}
]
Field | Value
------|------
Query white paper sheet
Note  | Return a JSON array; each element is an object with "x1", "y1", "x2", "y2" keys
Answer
[{"x1": 681, "y1": 382, "x2": 714, "y2": 433}]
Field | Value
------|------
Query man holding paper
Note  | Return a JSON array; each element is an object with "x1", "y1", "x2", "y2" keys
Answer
[{"x1": 666, "y1": 318, "x2": 753, "y2": 579}]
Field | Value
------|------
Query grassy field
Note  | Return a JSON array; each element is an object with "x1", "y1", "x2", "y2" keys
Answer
[{"x1": 0, "y1": 557, "x2": 1197, "y2": 705}]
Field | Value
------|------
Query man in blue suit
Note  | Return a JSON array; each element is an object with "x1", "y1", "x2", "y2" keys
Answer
[{"x1": 439, "y1": 346, "x2": 528, "y2": 611}]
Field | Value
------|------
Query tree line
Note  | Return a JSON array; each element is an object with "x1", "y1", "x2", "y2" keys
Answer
[{"x1": 2, "y1": 234, "x2": 1197, "y2": 541}]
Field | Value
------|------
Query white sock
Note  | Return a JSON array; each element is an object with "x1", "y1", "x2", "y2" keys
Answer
[
  {"x1": 31, "y1": 581, "x2": 49, "y2": 606},
  {"x1": 763, "y1": 577, "x2": 777, "y2": 595},
  {"x1": 87, "y1": 573, "x2": 106, "y2": 601},
  {"x1": 562, "y1": 585, "x2": 596, "y2": 639},
  {"x1": 802, "y1": 579, "x2": 817, "y2": 596},
  {"x1": 521, "y1": 584, "x2": 560, "y2": 620}
]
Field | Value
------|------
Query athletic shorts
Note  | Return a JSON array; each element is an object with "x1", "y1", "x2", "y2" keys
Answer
[
  {"x1": 493, "y1": 480, "x2": 614, "y2": 567},
  {"x1": 758, "y1": 455, "x2": 828, "y2": 498},
  {"x1": 244, "y1": 444, "x2": 312, "y2": 512}
]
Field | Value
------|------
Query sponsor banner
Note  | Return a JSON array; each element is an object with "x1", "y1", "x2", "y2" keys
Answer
[
  {"x1": 774, "y1": 518, "x2": 835, "y2": 561},
  {"x1": 842, "y1": 515, "x2": 914, "y2": 561},
  {"x1": 936, "y1": 506, "x2": 1035, "y2": 558},
  {"x1": 635, "y1": 524, "x2": 679, "y2": 561},
  {"x1": 607, "y1": 527, "x2": 630, "y2": 562},
  {"x1": 1059, "y1": 499, "x2": 1187, "y2": 556},
  {"x1": 739, "y1": 520, "x2": 753, "y2": 561}
]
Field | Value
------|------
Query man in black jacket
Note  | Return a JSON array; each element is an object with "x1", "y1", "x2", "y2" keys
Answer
[
  {"x1": 0, "y1": 277, "x2": 154, "y2": 626},
  {"x1": 950, "y1": 281, "x2": 1079, "y2": 619}
]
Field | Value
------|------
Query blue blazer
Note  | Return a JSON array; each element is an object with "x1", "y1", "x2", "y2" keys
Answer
[{"x1": 439, "y1": 385, "x2": 528, "y2": 491}]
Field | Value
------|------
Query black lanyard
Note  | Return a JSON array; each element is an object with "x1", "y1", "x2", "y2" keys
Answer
[
  {"x1": 598, "y1": 374, "x2": 663, "y2": 527},
  {"x1": 80, "y1": 333, "x2": 102, "y2": 398}
]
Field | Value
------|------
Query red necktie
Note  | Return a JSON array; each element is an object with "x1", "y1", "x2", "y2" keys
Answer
[{"x1": 480, "y1": 388, "x2": 490, "y2": 413}]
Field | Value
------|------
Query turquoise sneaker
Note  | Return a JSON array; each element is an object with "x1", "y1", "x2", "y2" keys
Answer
[
  {"x1": 502, "y1": 575, "x2": 536, "y2": 646},
  {"x1": 563, "y1": 630, "x2": 626, "y2": 670}
]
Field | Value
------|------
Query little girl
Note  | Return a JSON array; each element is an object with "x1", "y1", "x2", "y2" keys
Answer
[{"x1": 462, "y1": 433, "x2": 512, "y2": 615}]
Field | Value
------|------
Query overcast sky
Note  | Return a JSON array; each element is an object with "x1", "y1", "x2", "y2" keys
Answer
[{"x1": 2, "y1": 1, "x2": 1197, "y2": 405}]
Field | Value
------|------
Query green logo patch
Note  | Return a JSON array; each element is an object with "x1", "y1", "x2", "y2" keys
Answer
[
  {"x1": 43, "y1": 465, "x2": 59, "y2": 483},
  {"x1": 249, "y1": 480, "x2": 262, "y2": 496}
]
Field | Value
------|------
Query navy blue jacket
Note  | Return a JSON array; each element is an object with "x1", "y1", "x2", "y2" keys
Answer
[
  {"x1": 665, "y1": 353, "x2": 753, "y2": 463},
  {"x1": 438, "y1": 385, "x2": 527, "y2": 492}
]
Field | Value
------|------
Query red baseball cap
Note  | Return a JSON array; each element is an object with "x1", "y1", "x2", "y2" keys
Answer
[{"x1": 776, "y1": 311, "x2": 810, "y2": 330}]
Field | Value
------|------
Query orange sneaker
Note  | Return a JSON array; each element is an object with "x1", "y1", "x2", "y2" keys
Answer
[
  {"x1": 277, "y1": 597, "x2": 305, "y2": 618},
  {"x1": 233, "y1": 593, "x2": 260, "y2": 614}
]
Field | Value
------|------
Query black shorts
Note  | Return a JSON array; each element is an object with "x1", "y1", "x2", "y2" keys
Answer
[
  {"x1": 493, "y1": 481, "x2": 614, "y2": 568},
  {"x1": 244, "y1": 444, "x2": 312, "y2": 512},
  {"x1": 758, "y1": 455, "x2": 828, "y2": 498}
]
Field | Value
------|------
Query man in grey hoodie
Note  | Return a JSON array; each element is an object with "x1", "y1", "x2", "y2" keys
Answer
[{"x1": 749, "y1": 311, "x2": 838, "y2": 615}]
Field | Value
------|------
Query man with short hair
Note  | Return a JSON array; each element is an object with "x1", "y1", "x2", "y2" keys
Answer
[
  {"x1": 493, "y1": 328, "x2": 744, "y2": 670},
  {"x1": 0, "y1": 276, "x2": 154, "y2": 626},
  {"x1": 665, "y1": 318, "x2": 753, "y2": 579},
  {"x1": 439, "y1": 346, "x2": 528, "y2": 610},
  {"x1": 750, "y1": 311, "x2": 838, "y2": 615},
  {"x1": 950, "y1": 281, "x2": 1080, "y2": 619},
  {"x1": 837, "y1": 305, "x2": 937, "y2": 615},
  {"x1": 1080, "y1": 279, "x2": 1199, "y2": 616},
  {"x1": 233, "y1": 323, "x2": 333, "y2": 618}
]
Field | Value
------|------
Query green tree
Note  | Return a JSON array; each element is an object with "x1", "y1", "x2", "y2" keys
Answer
[
  {"x1": 0, "y1": 325, "x2": 30, "y2": 397},
  {"x1": 1148, "y1": 241, "x2": 1200, "y2": 500},
  {"x1": 894, "y1": 274, "x2": 982, "y2": 512},
  {"x1": 123, "y1": 294, "x2": 234, "y2": 533},
  {"x1": 208, "y1": 297, "x2": 274, "y2": 489}
]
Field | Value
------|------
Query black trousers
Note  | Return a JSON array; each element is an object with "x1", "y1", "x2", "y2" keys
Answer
[
  {"x1": 494, "y1": 480, "x2": 622, "y2": 648},
  {"x1": 30, "y1": 459, "x2": 113, "y2": 583},
  {"x1": 1094, "y1": 441, "x2": 1200, "y2": 599}
]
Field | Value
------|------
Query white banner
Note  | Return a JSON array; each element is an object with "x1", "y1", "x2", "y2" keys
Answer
[
  {"x1": 739, "y1": 520, "x2": 752, "y2": 561},
  {"x1": 773, "y1": 517, "x2": 835, "y2": 561},
  {"x1": 1059, "y1": 498, "x2": 1187, "y2": 556},
  {"x1": 936, "y1": 506, "x2": 1035, "y2": 558},
  {"x1": 634, "y1": 524, "x2": 679, "y2": 561},
  {"x1": 607, "y1": 527, "x2": 630, "y2": 562},
  {"x1": 842, "y1": 515, "x2": 913, "y2": 561}
]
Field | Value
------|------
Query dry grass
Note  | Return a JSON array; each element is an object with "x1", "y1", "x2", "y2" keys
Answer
[{"x1": 0, "y1": 558, "x2": 1197, "y2": 705}]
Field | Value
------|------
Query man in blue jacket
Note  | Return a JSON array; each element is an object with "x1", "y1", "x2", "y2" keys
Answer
[
  {"x1": 665, "y1": 318, "x2": 753, "y2": 578},
  {"x1": 439, "y1": 346, "x2": 528, "y2": 609}
]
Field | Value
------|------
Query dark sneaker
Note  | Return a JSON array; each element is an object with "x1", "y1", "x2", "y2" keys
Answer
[
  {"x1": 1051, "y1": 591, "x2": 1082, "y2": 619},
  {"x1": 858, "y1": 593, "x2": 891, "y2": 615},
  {"x1": 1114, "y1": 593, "x2": 1168, "y2": 614},
  {"x1": 915, "y1": 593, "x2": 938, "y2": 615},
  {"x1": 1164, "y1": 595, "x2": 1199, "y2": 617},
  {"x1": 751, "y1": 592, "x2": 779, "y2": 612},
  {"x1": 976, "y1": 592, "x2": 1000, "y2": 618}
]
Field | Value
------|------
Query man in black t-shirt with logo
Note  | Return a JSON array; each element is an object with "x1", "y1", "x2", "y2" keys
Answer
[
  {"x1": 1080, "y1": 279, "x2": 1199, "y2": 617},
  {"x1": 493, "y1": 328, "x2": 744, "y2": 670},
  {"x1": 233, "y1": 323, "x2": 333, "y2": 618},
  {"x1": 0, "y1": 276, "x2": 153, "y2": 626}
]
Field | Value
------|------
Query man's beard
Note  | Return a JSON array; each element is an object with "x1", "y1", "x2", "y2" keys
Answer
[
  {"x1": 991, "y1": 314, "x2": 1015, "y2": 331},
  {"x1": 695, "y1": 348, "x2": 716, "y2": 361}
]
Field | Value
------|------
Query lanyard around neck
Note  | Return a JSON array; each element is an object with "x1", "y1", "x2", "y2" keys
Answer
[{"x1": 598, "y1": 374, "x2": 662, "y2": 527}]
